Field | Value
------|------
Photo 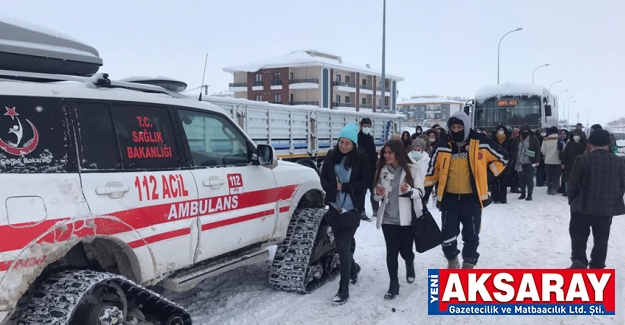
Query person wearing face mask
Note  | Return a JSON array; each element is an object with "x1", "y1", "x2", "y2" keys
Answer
[
  {"x1": 567, "y1": 130, "x2": 625, "y2": 269},
  {"x1": 557, "y1": 129, "x2": 570, "y2": 194},
  {"x1": 424, "y1": 111, "x2": 509, "y2": 269},
  {"x1": 490, "y1": 124, "x2": 517, "y2": 204},
  {"x1": 320, "y1": 123, "x2": 370, "y2": 305},
  {"x1": 515, "y1": 124, "x2": 542, "y2": 201},
  {"x1": 411, "y1": 125, "x2": 423, "y2": 140},
  {"x1": 541, "y1": 126, "x2": 563, "y2": 195},
  {"x1": 358, "y1": 118, "x2": 378, "y2": 221},
  {"x1": 409, "y1": 138, "x2": 431, "y2": 206},
  {"x1": 425, "y1": 129, "x2": 439, "y2": 151},
  {"x1": 561, "y1": 130, "x2": 587, "y2": 197}
]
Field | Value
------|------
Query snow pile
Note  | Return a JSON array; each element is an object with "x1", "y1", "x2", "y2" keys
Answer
[
  {"x1": 475, "y1": 83, "x2": 547, "y2": 100},
  {"x1": 164, "y1": 190, "x2": 625, "y2": 325}
]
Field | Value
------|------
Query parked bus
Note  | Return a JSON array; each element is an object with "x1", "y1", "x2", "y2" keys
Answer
[{"x1": 466, "y1": 83, "x2": 557, "y2": 131}]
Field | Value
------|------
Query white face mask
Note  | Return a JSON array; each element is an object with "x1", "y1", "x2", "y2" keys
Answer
[
  {"x1": 573, "y1": 135, "x2": 581, "y2": 142},
  {"x1": 362, "y1": 127, "x2": 371, "y2": 135},
  {"x1": 540, "y1": 132, "x2": 546, "y2": 137},
  {"x1": 429, "y1": 138, "x2": 436, "y2": 143},
  {"x1": 497, "y1": 130, "x2": 505, "y2": 136},
  {"x1": 409, "y1": 151, "x2": 423, "y2": 160}
]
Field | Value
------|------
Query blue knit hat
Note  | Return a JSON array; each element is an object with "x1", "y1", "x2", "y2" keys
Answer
[{"x1": 338, "y1": 123, "x2": 359, "y2": 147}]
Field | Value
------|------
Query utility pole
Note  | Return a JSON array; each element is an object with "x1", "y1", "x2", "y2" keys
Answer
[{"x1": 381, "y1": 0, "x2": 386, "y2": 113}]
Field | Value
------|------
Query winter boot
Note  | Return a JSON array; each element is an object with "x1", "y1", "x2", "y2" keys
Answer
[
  {"x1": 525, "y1": 193, "x2": 532, "y2": 201},
  {"x1": 384, "y1": 280, "x2": 400, "y2": 300},
  {"x1": 518, "y1": 193, "x2": 526, "y2": 200},
  {"x1": 447, "y1": 256, "x2": 460, "y2": 269},
  {"x1": 350, "y1": 262, "x2": 361, "y2": 284},
  {"x1": 462, "y1": 261, "x2": 475, "y2": 269},
  {"x1": 406, "y1": 262, "x2": 415, "y2": 284},
  {"x1": 360, "y1": 211, "x2": 370, "y2": 222},
  {"x1": 568, "y1": 260, "x2": 588, "y2": 269},
  {"x1": 332, "y1": 283, "x2": 349, "y2": 305}
]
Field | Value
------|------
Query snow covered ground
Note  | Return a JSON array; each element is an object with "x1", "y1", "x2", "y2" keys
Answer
[{"x1": 164, "y1": 190, "x2": 625, "y2": 325}]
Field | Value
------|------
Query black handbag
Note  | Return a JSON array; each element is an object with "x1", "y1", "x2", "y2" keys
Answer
[{"x1": 410, "y1": 199, "x2": 442, "y2": 253}]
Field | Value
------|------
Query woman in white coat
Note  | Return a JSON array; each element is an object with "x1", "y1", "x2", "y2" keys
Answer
[
  {"x1": 373, "y1": 140, "x2": 425, "y2": 300},
  {"x1": 408, "y1": 138, "x2": 431, "y2": 205}
]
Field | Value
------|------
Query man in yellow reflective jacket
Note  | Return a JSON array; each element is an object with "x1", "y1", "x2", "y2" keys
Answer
[{"x1": 425, "y1": 111, "x2": 509, "y2": 269}]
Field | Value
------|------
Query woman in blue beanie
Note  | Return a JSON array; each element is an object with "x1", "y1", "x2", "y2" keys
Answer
[{"x1": 320, "y1": 123, "x2": 371, "y2": 305}]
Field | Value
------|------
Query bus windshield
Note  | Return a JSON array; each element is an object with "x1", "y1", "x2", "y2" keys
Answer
[{"x1": 474, "y1": 96, "x2": 541, "y2": 129}]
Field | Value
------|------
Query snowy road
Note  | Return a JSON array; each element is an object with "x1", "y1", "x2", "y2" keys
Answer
[{"x1": 164, "y1": 190, "x2": 625, "y2": 325}]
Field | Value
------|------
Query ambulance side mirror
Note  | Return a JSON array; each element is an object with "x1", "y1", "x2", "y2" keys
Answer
[{"x1": 256, "y1": 144, "x2": 278, "y2": 169}]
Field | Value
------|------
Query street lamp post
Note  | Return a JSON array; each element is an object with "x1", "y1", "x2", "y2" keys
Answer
[
  {"x1": 557, "y1": 90, "x2": 569, "y2": 126},
  {"x1": 532, "y1": 64, "x2": 549, "y2": 84},
  {"x1": 380, "y1": 0, "x2": 386, "y2": 113},
  {"x1": 563, "y1": 96, "x2": 573, "y2": 127},
  {"x1": 567, "y1": 101, "x2": 576, "y2": 128},
  {"x1": 497, "y1": 27, "x2": 523, "y2": 84},
  {"x1": 548, "y1": 80, "x2": 562, "y2": 92}
]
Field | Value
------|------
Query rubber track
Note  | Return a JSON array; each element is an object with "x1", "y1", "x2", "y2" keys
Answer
[
  {"x1": 16, "y1": 269, "x2": 191, "y2": 325},
  {"x1": 268, "y1": 208, "x2": 338, "y2": 293}
]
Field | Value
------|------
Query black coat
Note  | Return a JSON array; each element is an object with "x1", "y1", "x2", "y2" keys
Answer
[
  {"x1": 358, "y1": 131, "x2": 377, "y2": 183},
  {"x1": 568, "y1": 149, "x2": 625, "y2": 216},
  {"x1": 320, "y1": 148, "x2": 371, "y2": 213},
  {"x1": 491, "y1": 129, "x2": 517, "y2": 177},
  {"x1": 561, "y1": 141, "x2": 587, "y2": 182}
]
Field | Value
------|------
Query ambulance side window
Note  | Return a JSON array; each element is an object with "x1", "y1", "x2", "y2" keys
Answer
[
  {"x1": 176, "y1": 109, "x2": 250, "y2": 167},
  {"x1": 76, "y1": 101, "x2": 181, "y2": 171},
  {"x1": 75, "y1": 101, "x2": 122, "y2": 170},
  {"x1": 110, "y1": 104, "x2": 181, "y2": 170}
]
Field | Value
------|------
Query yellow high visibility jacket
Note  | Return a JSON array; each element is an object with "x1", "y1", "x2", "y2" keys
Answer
[{"x1": 425, "y1": 130, "x2": 509, "y2": 208}]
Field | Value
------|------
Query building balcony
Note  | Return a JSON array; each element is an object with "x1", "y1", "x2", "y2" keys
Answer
[
  {"x1": 290, "y1": 101, "x2": 319, "y2": 106},
  {"x1": 332, "y1": 81, "x2": 356, "y2": 93},
  {"x1": 288, "y1": 78, "x2": 319, "y2": 90},
  {"x1": 360, "y1": 84, "x2": 373, "y2": 90},
  {"x1": 229, "y1": 82, "x2": 247, "y2": 92},
  {"x1": 333, "y1": 102, "x2": 355, "y2": 108},
  {"x1": 360, "y1": 104, "x2": 373, "y2": 109},
  {"x1": 271, "y1": 79, "x2": 283, "y2": 90},
  {"x1": 252, "y1": 80, "x2": 263, "y2": 91}
]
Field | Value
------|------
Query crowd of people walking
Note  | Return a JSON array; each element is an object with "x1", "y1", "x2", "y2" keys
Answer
[{"x1": 319, "y1": 114, "x2": 625, "y2": 306}]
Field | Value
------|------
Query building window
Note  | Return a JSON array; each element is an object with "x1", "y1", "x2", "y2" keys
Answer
[
  {"x1": 336, "y1": 74, "x2": 341, "y2": 82},
  {"x1": 290, "y1": 72, "x2": 294, "y2": 80},
  {"x1": 273, "y1": 72, "x2": 281, "y2": 80},
  {"x1": 362, "y1": 79, "x2": 367, "y2": 86},
  {"x1": 255, "y1": 95, "x2": 262, "y2": 101},
  {"x1": 290, "y1": 94, "x2": 294, "y2": 103},
  {"x1": 274, "y1": 94, "x2": 282, "y2": 103},
  {"x1": 362, "y1": 98, "x2": 366, "y2": 105},
  {"x1": 336, "y1": 95, "x2": 341, "y2": 103},
  {"x1": 345, "y1": 76, "x2": 350, "y2": 83},
  {"x1": 345, "y1": 96, "x2": 350, "y2": 103},
  {"x1": 255, "y1": 74, "x2": 262, "y2": 82}
]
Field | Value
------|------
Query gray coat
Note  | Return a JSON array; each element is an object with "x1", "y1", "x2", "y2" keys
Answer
[{"x1": 567, "y1": 149, "x2": 625, "y2": 216}]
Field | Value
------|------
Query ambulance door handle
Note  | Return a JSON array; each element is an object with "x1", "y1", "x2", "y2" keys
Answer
[
  {"x1": 95, "y1": 183, "x2": 130, "y2": 198},
  {"x1": 203, "y1": 177, "x2": 225, "y2": 189}
]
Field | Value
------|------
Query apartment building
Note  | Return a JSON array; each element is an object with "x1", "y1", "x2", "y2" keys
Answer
[
  {"x1": 223, "y1": 50, "x2": 404, "y2": 112},
  {"x1": 397, "y1": 95, "x2": 468, "y2": 128}
]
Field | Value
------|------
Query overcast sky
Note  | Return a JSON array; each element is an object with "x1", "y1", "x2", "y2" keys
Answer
[{"x1": 3, "y1": 0, "x2": 624, "y2": 125}]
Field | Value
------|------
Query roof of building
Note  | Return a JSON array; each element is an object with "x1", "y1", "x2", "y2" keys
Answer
[
  {"x1": 397, "y1": 96, "x2": 465, "y2": 105},
  {"x1": 223, "y1": 50, "x2": 404, "y2": 81}
]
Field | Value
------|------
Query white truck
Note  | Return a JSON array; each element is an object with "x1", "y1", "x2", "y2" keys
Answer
[
  {"x1": 0, "y1": 18, "x2": 343, "y2": 325},
  {"x1": 200, "y1": 96, "x2": 403, "y2": 171}
]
